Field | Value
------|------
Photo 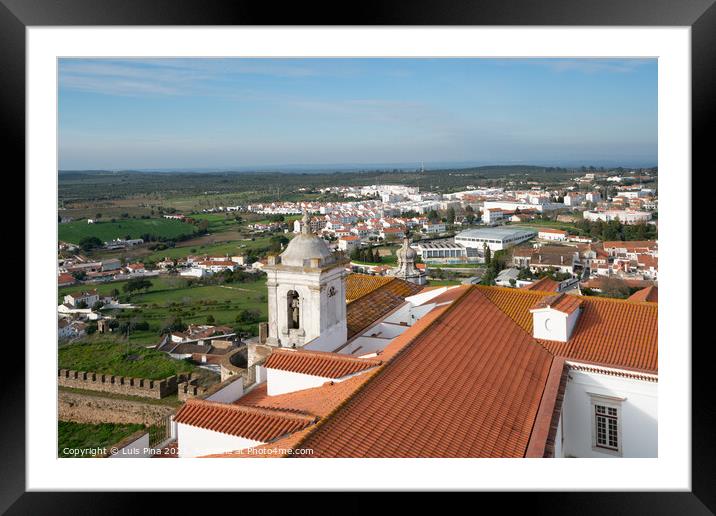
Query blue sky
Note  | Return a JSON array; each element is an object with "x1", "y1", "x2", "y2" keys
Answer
[{"x1": 58, "y1": 58, "x2": 657, "y2": 170}]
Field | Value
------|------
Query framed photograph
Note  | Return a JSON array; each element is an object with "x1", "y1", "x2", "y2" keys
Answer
[{"x1": 7, "y1": 0, "x2": 711, "y2": 512}]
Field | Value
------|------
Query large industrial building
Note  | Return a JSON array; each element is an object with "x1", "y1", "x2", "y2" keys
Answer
[
  {"x1": 454, "y1": 227, "x2": 537, "y2": 252},
  {"x1": 412, "y1": 240, "x2": 479, "y2": 264}
]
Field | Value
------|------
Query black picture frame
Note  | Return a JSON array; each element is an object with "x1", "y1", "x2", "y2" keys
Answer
[{"x1": 5, "y1": 0, "x2": 711, "y2": 513}]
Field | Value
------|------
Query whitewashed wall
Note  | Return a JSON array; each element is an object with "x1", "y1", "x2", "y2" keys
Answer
[
  {"x1": 177, "y1": 423, "x2": 262, "y2": 458},
  {"x1": 559, "y1": 367, "x2": 657, "y2": 458},
  {"x1": 205, "y1": 377, "x2": 244, "y2": 403}
]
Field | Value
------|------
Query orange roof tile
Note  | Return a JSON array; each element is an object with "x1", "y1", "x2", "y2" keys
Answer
[
  {"x1": 531, "y1": 293, "x2": 583, "y2": 314},
  {"x1": 627, "y1": 286, "x2": 658, "y2": 303},
  {"x1": 174, "y1": 399, "x2": 317, "y2": 442},
  {"x1": 263, "y1": 349, "x2": 382, "y2": 379},
  {"x1": 345, "y1": 276, "x2": 424, "y2": 339},
  {"x1": 522, "y1": 277, "x2": 560, "y2": 292},
  {"x1": 202, "y1": 284, "x2": 657, "y2": 458},
  {"x1": 603, "y1": 240, "x2": 657, "y2": 250},
  {"x1": 345, "y1": 273, "x2": 393, "y2": 302},
  {"x1": 475, "y1": 285, "x2": 658, "y2": 373},
  {"x1": 298, "y1": 287, "x2": 555, "y2": 457},
  {"x1": 235, "y1": 374, "x2": 374, "y2": 418},
  {"x1": 581, "y1": 277, "x2": 655, "y2": 290}
]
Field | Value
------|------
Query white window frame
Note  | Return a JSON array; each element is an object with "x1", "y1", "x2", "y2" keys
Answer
[{"x1": 589, "y1": 393, "x2": 624, "y2": 457}]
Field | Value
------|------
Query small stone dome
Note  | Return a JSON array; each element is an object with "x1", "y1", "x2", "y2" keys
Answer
[{"x1": 279, "y1": 211, "x2": 336, "y2": 267}]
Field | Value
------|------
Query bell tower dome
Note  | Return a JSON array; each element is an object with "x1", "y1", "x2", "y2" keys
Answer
[{"x1": 263, "y1": 212, "x2": 348, "y2": 350}]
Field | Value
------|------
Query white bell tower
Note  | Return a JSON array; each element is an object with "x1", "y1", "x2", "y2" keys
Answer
[{"x1": 263, "y1": 213, "x2": 348, "y2": 351}]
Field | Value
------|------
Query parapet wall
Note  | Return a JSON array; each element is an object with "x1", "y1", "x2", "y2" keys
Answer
[
  {"x1": 58, "y1": 369, "x2": 184, "y2": 399},
  {"x1": 177, "y1": 380, "x2": 208, "y2": 401}
]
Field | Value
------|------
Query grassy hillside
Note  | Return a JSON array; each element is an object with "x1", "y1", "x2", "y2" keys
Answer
[
  {"x1": 58, "y1": 339, "x2": 196, "y2": 379},
  {"x1": 58, "y1": 218, "x2": 198, "y2": 244}
]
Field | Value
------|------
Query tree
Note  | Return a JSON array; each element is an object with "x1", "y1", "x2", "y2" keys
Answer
[
  {"x1": 446, "y1": 207, "x2": 456, "y2": 225},
  {"x1": 206, "y1": 315, "x2": 215, "y2": 324},
  {"x1": 427, "y1": 209, "x2": 439, "y2": 223},
  {"x1": 86, "y1": 321, "x2": 98, "y2": 335},
  {"x1": 269, "y1": 235, "x2": 289, "y2": 253},
  {"x1": 483, "y1": 243, "x2": 492, "y2": 266},
  {"x1": 79, "y1": 236, "x2": 103, "y2": 251},
  {"x1": 123, "y1": 277, "x2": 153, "y2": 294}
]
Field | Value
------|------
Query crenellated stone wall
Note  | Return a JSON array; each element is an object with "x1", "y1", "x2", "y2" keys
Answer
[{"x1": 58, "y1": 369, "x2": 186, "y2": 399}]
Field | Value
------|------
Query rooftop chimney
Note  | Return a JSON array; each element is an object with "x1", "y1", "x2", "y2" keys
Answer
[{"x1": 529, "y1": 293, "x2": 583, "y2": 343}]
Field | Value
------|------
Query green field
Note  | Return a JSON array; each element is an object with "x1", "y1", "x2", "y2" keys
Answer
[
  {"x1": 60, "y1": 275, "x2": 269, "y2": 345},
  {"x1": 142, "y1": 235, "x2": 278, "y2": 263},
  {"x1": 58, "y1": 339, "x2": 196, "y2": 379},
  {"x1": 58, "y1": 276, "x2": 178, "y2": 303},
  {"x1": 58, "y1": 218, "x2": 198, "y2": 244},
  {"x1": 58, "y1": 421, "x2": 145, "y2": 458}
]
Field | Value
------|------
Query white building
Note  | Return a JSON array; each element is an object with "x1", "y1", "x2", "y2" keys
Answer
[
  {"x1": 63, "y1": 289, "x2": 99, "y2": 308},
  {"x1": 585, "y1": 192, "x2": 602, "y2": 203},
  {"x1": 538, "y1": 228, "x2": 568, "y2": 241},
  {"x1": 583, "y1": 210, "x2": 652, "y2": 224},
  {"x1": 455, "y1": 227, "x2": 537, "y2": 252},
  {"x1": 563, "y1": 193, "x2": 584, "y2": 207},
  {"x1": 263, "y1": 212, "x2": 348, "y2": 351}
]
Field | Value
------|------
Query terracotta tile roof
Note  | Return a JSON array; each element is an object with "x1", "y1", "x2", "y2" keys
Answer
[
  {"x1": 346, "y1": 277, "x2": 423, "y2": 338},
  {"x1": 202, "y1": 284, "x2": 657, "y2": 458},
  {"x1": 603, "y1": 240, "x2": 657, "y2": 251},
  {"x1": 235, "y1": 374, "x2": 374, "y2": 418},
  {"x1": 345, "y1": 273, "x2": 394, "y2": 302},
  {"x1": 627, "y1": 286, "x2": 658, "y2": 303},
  {"x1": 57, "y1": 273, "x2": 76, "y2": 284},
  {"x1": 475, "y1": 285, "x2": 658, "y2": 373},
  {"x1": 522, "y1": 277, "x2": 560, "y2": 292},
  {"x1": 174, "y1": 399, "x2": 317, "y2": 442},
  {"x1": 263, "y1": 349, "x2": 382, "y2": 378},
  {"x1": 581, "y1": 277, "x2": 655, "y2": 290},
  {"x1": 531, "y1": 292, "x2": 583, "y2": 314},
  {"x1": 66, "y1": 289, "x2": 99, "y2": 298},
  {"x1": 299, "y1": 287, "x2": 555, "y2": 457}
]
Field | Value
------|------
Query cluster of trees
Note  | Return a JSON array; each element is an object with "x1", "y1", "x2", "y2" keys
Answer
[
  {"x1": 268, "y1": 234, "x2": 290, "y2": 254},
  {"x1": 235, "y1": 309, "x2": 262, "y2": 324},
  {"x1": 79, "y1": 236, "x2": 103, "y2": 251},
  {"x1": 160, "y1": 316, "x2": 188, "y2": 335},
  {"x1": 196, "y1": 268, "x2": 265, "y2": 286},
  {"x1": 573, "y1": 219, "x2": 656, "y2": 241},
  {"x1": 479, "y1": 246, "x2": 508, "y2": 286},
  {"x1": 581, "y1": 277, "x2": 642, "y2": 299},
  {"x1": 349, "y1": 246, "x2": 382, "y2": 263},
  {"x1": 122, "y1": 278, "x2": 153, "y2": 294}
]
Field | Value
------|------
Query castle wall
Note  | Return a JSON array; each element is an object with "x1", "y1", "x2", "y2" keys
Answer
[
  {"x1": 58, "y1": 390, "x2": 176, "y2": 425},
  {"x1": 58, "y1": 369, "x2": 182, "y2": 399}
]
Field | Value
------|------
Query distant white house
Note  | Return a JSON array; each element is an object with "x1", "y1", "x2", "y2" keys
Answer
[
  {"x1": 538, "y1": 228, "x2": 568, "y2": 241},
  {"x1": 63, "y1": 289, "x2": 99, "y2": 308}
]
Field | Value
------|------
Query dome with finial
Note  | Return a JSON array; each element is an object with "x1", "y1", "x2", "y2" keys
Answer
[
  {"x1": 390, "y1": 234, "x2": 426, "y2": 285},
  {"x1": 396, "y1": 236, "x2": 417, "y2": 262},
  {"x1": 279, "y1": 211, "x2": 336, "y2": 267}
]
